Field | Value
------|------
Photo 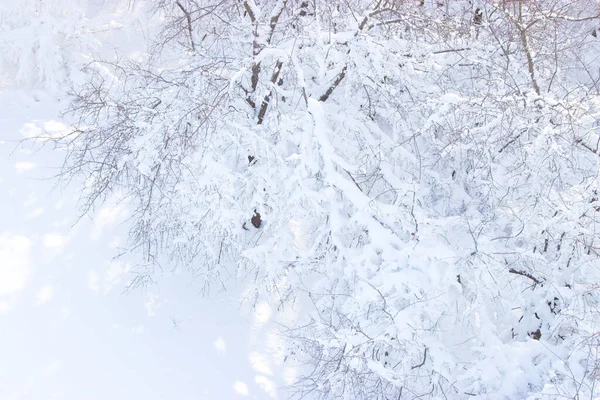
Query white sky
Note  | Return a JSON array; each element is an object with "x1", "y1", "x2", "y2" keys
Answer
[{"x1": 0, "y1": 90, "x2": 289, "y2": 400}]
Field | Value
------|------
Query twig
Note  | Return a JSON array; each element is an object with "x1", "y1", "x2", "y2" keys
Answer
[
  {"x1": 335, "y1": 344, "x2": 347, "y2": 372},
  {"x1": 576, "y1": 138, "x2": 600, "y2": 155},
  {"x1": 432, "y1": 47, "x2": 471, "y2": 55},
  {"x1": 498, "y1": 129, "x2": 526, "y2": 153}
]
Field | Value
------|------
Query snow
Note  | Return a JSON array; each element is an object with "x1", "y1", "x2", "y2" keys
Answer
[
  {"x1": 0, "y1": 4, "x2": 290, "y2": 400},
  {"x1": 0, "y1": 235, "x2": 31, "y2": 296},
  {"x1": 0, "y1": 90, "x2": 290, "y2": 399},
  {"x1": 4, "y1": 0, "x2": 600, "y2": 399}
]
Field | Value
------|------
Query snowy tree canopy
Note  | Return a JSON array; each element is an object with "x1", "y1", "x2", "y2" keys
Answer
[{"x1": 31, "y1": 0, "x2": 600, "y2": 398}]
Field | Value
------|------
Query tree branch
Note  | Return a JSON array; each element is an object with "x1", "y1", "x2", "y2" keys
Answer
[
  {"x1": 576, "y1": 137, "x2": 600, "y2": 155},
  {"x1": 432, "y1": 47, "x2": 471, "y2": 55},
  {"x1": 256, "y1": 60, "x2": 283, "y2": 124},
  {"x1": 267, "y1": 0, "x2": 288, "y2": 45},
  {"x1": 411, "y1": 347, "x2": 427, "y2": 369},
  {"x1": 517, "y1": 3, "x2": 540, "y2": 95},
  {"x1": 509, "y1": 268, "x2": 541, "y2": 285},
  {"x1": 176, "y1": 1, "x2": 195, "y2": 52},
  {"x1": 242, "y1": 0, "x2": 256, "y2": 23},
  {"x1": 319, "y1": 2, "x2": 391, "y2": 102},
  {"x1": 245, "y1": 0, "x2": 288, "y2": 110},
  {"x1": 319, "y1": 66, "x2": 347, "y2": 102}
]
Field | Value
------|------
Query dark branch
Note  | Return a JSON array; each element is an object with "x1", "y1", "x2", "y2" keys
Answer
[
  {"x1": 411, "y1": 347, "x2": 427, "y2": 369},
  {"x1": 257, "y1": 60, "x2": 283, "y2": 124},
  {"x1": 176, "y1": 1, "x2": 195, "y2": 52},
  {"x1": 319, "y1": 66, "x2": 347, "y2": 102},
  {"x1": 267, "y1": 0, "x2": 288, "y2": 44},
  {"x1": 432, "y1": 47, "x2": 471, "y2": 55},
  {"x1": 509, "y1": 268, "x2": 541, "y2": 285},
  {"x1": 242, "y1": 1, "x2": 256, "y2": 23}
]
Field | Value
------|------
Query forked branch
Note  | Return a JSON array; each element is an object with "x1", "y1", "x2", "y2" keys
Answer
[
  {"x1": 243, "y1": 0, "x2": 288, "y2": 114},
  {"x1": 176, "y1": 1, "x2": 195, "y2": 52},
  {"x1": 320, "y1": 2, "x2": 391, "y2": 102}
]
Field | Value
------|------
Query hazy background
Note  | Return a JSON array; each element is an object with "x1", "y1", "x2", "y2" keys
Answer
[{"x1": 0, "y1": 89, "x2": 286, "y2": 400}]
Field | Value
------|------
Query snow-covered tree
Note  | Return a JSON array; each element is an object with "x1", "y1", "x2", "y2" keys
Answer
[
  {"x1": 0, "y1": 0, "x2": 86, "y2": 91},
  {"x1": 0, "y1": 0, "x2": 143, "y2": 92},
  {"x1": 52, "y1": 0, "x2": 600, "y2": 398}
]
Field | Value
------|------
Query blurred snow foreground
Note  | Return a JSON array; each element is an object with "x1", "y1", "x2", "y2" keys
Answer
[{"x1": 6, "y1": 0, "x2": 600, "y2": 398}]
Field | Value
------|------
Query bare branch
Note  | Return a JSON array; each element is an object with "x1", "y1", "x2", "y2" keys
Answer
[
  {"x1": 411, "y1": 347, "x2": 427, "y2": 370},
  {"x1": 176, "y1": 1, "x2": 195, "y2": 52},
  {"x1": 509, "y1": 268, "x2": 542, "y2": 285},
  {"x1": 432, "y1": 47, "x2": 471, "y2": 55}
]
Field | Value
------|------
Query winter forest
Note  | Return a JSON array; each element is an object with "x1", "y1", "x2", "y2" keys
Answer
[{"x1": 3, "y1": 0, "x2": 600, "y2": 398}]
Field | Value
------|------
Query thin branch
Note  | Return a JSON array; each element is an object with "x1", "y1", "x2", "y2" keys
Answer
[
  {"x1": 543, "y1": 11, "x2": 600, "y2": 22},
  {"x1": 367, "y1": 18, "x2": 403, "y2": 30},
  {"x1": 517, "y1": 3, "x2": 540, "y2": 95},
  {"x1": 411, "y1": 347, "x2": 427, "y2": 369},
  {"x1": 335, "y1": 344, "x2": 347, "y2": 372},
  {"x1": 576, "y1": 138, "x2": 600, "y2": 155},
  {"x1": 508, "y1": 268, "x2": 541, "y2": 285},
  {"x1": 498, "y1": 129, "x2": 526, "y2": 153},
  {"x1": 320, "y1": 1, "x2": 389, "y2": 102},
  {"x1": 432, "y1": 47, "x2": 471, "y2": 55},
  {"x1": 176, "y1": 1, "x2": 195, "y2": 52}
]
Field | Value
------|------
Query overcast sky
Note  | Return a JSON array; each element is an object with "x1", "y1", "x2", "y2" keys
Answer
[{"x1": 0, "y1": 90, "x2": 289, "y2": 400}]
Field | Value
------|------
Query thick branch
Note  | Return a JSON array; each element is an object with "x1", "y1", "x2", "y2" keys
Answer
[
  {"x1": 520, "y1": 29, "x2": 540, "y2": 95},
  {"x1": 245, "y1": 1, "x2": 287, "y2": 102},
  {"x1": 256, "y1": 60, "x2": 283, "y2": 124},
  {"x1": 243, "y1": 1, "x2": 261, "y2": 92},
  {"x1": 242, "y1": 0, "x2": 256, "y2": 23},
  {"x1": 319, "y1": 66, "x2": 347, "y2": 102},
  {"x1": 267, "y1": 0, "x2": 288, "y2": 44},
  {"x1": 250, "y1": 61, "x2": 261, "y2": 92}
]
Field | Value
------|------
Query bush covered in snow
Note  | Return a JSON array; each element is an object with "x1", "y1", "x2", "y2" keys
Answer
[{"x1": 28, "y1": 0, "x2": 600, "y2": 398}]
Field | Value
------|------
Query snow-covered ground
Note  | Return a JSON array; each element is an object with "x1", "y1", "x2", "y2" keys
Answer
[{"x1": 0, "y1": 89, "x2": 287, "y2": 399}]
